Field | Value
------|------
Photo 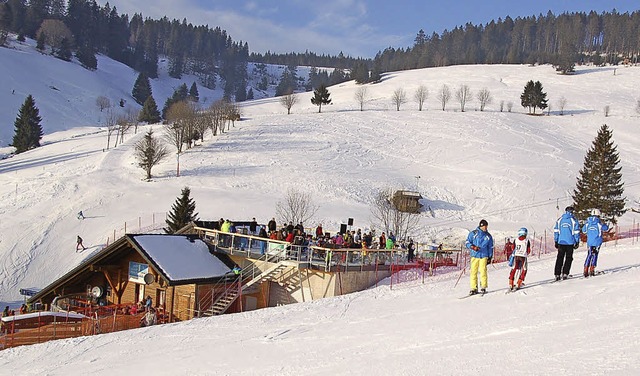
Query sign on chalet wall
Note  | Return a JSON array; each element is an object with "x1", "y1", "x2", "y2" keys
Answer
[{"x1": 129, "y1": 261, "x2": 149, "y2": 284}]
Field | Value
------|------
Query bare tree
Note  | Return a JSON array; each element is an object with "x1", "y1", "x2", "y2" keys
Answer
[
  {"x1": 437, "y1": 84, "x2": 451, "y2": 111},
  {"x1": 414, "y1": 85, "x2": 429, "y2": 111},
  {"x1": 275, "y1": 188, "x2": 319, "y2": 225},
  {"x1": 369, "y1": 188, "x2": 420, "y2": 241},
  {"x1": 354, "y1": 86, "x2": 369, "y2": 111},
  {"x1": 476, "y1": 88, "x2": 492, "y2": 111},
  {"x1": 134, "y1": 128, "x2": 169, "y2": 180},
  {"x1": 125, "y1": 107, "x2": 141, "y2": 134},
  {"x1": 391, "y1": 88, "x2": 407, "y2": 111},
  {"x1": 507, "y1": 101, "x2": 514, "y2": 112},
  {"x1": 225, "y1": 102, "x2": 241, "y2": 130},
  {"x1": 164, "y1": 101, "x2": 191, "y2": 154},
  {"x1": 604, "y1": 105, "x2": 610, "y2": 117},
  {"x1": 207, "y1": 100, "x2": 228, "y2": 136},
  {"x1": 557, "y1": 96, "x2": 567, "y2": 115},
  {"x1": 96, "y1": 96, "x2": 111, "y2": 112},
  {"x1": 104, "y1": 109, "x2": 118, "y2": 150},
  {"x1": 279, "y1": 92, "x2": 299, "y2": 114},
  {"x1": 499, "y1": 100, "x2": 505, "y2": 112},
  {"x1": 114, "y1": 115, "x2": 131, "y2": 147},
  {"x1": 36, "y1": 19, "x2": 73, "y2": 54},
  {"x1": 193, "y1": 111, "x2": 209, "y2": 143},
  {"x1": 455, "y1": 84, "x2": 472, "y2": 112}
]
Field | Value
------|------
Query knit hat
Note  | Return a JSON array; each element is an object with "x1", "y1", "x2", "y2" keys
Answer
[{"x1": 479, "y1": 219, "x2": 488, "y2": 227}]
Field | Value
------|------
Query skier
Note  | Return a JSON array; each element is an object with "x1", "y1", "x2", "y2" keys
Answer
[
  {"x1": 76, "y1": 235, "x2": 87, "y2": 251},
  {"x1": 553, "y1": 206, "x2": 581, "y2": 281},
  {"x1": 465, "y1": 219, "x2": 494, "y2": 295},
  {"x1": 508, "y1": 227, "x2": 531, "y2": 291},
  {"x1": 582, "y1": 209, "x2": 609, "y2": 277},
  {"x1": 77, "y1": 210, "x2": 85, "y2": 220}
]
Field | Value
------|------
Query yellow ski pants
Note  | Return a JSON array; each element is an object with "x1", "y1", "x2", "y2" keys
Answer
[{"x1": 470, "y1": 257, "x2": 489, "y2": 290}]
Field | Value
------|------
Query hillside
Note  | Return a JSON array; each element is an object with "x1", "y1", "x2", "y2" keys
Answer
[
  {"x1": 2, "y1": 36, "x2": 640, "y2": 305},
  {"x1": 1, "y1": 27, "x2": 640, "y2": 375},
  {"x1": 0, "y1": 35, "x2": 315, "y2": 147}
]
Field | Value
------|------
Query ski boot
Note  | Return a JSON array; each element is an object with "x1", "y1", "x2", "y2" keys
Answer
[
  {"x1": 469, "y1": 289, "x2": 478, "y2": 296},
  {"x1": 584, "y1": 267, "x2": 589, "y2": 278},
  {"x1": 562, "y1": 274, "x2": 568, "y2": 280},
  {"x1": 480, "y1": 288, "x2": 487, "y2": 295},
  {"x1": 516, "y1": 279, "x2": 523, "y2": 290},
  {"x1": 509, "y1": 279, "x2": 514, "y2": 291},
  {"x1": 589, "y1": 266, "x2": 595, "y2": 277}
]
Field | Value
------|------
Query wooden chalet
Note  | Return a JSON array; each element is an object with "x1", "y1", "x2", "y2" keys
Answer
[
  {"x1": 392, "y1": 190, "x2": 423, "y2": 214},
  {"x1": 28, "y1": 234, "x2": 236, "y2": 322}
]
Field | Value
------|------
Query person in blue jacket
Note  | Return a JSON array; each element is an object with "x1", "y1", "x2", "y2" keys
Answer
[
  {"x1": 465, "y1": 219, "x2": 494, "y2": 295},
  {"x1": 553, "y1": 206, "x2": 581, "y2": 281},
  {"x1": 582, "y1": 209, "x2": 609, "y2": 277}
]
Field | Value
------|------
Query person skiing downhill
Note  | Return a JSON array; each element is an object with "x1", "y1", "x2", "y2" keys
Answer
[
  {"x1": 465, "y1": 219, "x2": 494, "y2": 295},
  {"x1": 582, "y1": 209, "x2": 609, "y2": 277},
  {"x1": 553, "y1": 206, "x2": 581, "y2": 281},
  {"x1": 508, "y1": 227, "x2": 531, "y2": 291}
]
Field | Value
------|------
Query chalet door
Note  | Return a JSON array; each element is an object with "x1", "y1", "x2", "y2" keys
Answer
[
  {"x1": 135, "y1": 284, "x2": 145, "y2": 304},
  {"x1": 156, "y1": 289, "x2": 166, "y2": 308}
]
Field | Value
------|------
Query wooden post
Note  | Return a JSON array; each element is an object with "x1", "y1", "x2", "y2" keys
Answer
[{"x1": 169, "y1": 286, "x2": 175, "y2": 323}]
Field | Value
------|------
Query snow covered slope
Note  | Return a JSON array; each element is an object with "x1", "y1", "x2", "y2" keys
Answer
[{"x1": 1, "y1": 241, "x2": 639, "y2": 375}]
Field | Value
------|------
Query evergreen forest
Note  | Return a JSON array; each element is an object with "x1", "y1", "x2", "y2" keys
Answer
[{"x1": 1, "y1": 2, "x2": 640, "y2": 90}]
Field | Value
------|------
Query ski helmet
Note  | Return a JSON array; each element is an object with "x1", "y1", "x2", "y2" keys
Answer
[
  {"x1": 591, "y1": 208, "x2": 601, "y2": 217},
  {"x1": 517, "y1": 227, "x2": 528, "y2": 237}
]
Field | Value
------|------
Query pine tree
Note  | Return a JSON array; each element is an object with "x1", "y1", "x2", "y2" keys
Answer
[
  {"x1": 310, "y1": 84, "x2": 331, "y2": 113},
  {"x1": 138, "y1": 95, "x2": 161, "y2": 124},
  {"x1": 11, "y1": 95, "x2": 43, "y2": 154},
  {"x1": 76, "y1": 42, "x2": 97, "y2": 70},
  {"x1": 520, "y1": 80, "x2": 548, "y2": 114},
  {"x1": 275, "y1": 67, "x2": 297, "y2": 97},
  {"x1": 572, "y1": 124, "x2": 625, "y2": 224},
  {"x1": 132, "y1": 73, "x2": 152, "y2": 105},
  {"x1": 188, "y1": 82, "x2": 199, "y2": 102},
  {"x1": 56, "y1": 37, "x2": 72, "y2": 61},
  {"x1": 165, "y1": 186, "x2": 199, "y2": 234},
  {"x1": 235, "y1": 82, "x2": 247, "y2": 102},
  {"x1": 134, "y1": 128, "x2": 168, "y2": 180},
  {"x1": 36, "y1": 32, "x2": 46, "y2": 51}
]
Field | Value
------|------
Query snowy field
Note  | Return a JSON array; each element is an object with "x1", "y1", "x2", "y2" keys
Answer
[
  {"x1": 1, "y1": 35, "x2": 640, "y2": 374},
  {"x1": 1, "y1": 242, "x2": 639, "y2": 375}
]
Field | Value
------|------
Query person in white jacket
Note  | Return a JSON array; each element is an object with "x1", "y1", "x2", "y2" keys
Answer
[{"x1": 508, "y1": 227, "x2": 531, "y2": 291}]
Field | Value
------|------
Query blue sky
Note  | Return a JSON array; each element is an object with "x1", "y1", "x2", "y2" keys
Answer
[{"x1": 111, "y1": 0, "x2": 640, "y2": 58}]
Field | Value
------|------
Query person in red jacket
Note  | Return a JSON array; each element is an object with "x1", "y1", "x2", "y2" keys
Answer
[
  {"x1": 504, "y1": 238, "x2": 515, "y2": 260},
  {"x1": 509, "y1": 227, "x2": 531, "y2": 291},
  {"x1": 285, "y1": 231, "x2": 295, "y2": 243}
]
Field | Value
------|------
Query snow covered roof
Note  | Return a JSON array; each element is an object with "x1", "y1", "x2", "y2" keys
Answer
[
  {"x1": 130, "y1": 234, "x2": 231, "y2": 282},
  {"x1": 28, "y1": 234, "x2": 233, "y2": 303}
]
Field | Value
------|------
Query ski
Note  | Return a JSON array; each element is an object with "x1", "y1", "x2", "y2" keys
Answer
[
  {"x1": 459, "y1": 290, "x2": 489, "y2": 299},
  {"x1": 581, "y1": 271, "x2": 606, "y2": 279},
  {"x1": 551, "y1": 274, "x2": 574, "y2": 283},
  {"x1": 505, "y1": 287, "x2": 528, "y2": 295}
]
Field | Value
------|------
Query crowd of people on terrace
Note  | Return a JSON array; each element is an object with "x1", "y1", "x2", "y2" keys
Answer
[{"x1": 216, "y1": 217, "x2": 420, "y2": 253}]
